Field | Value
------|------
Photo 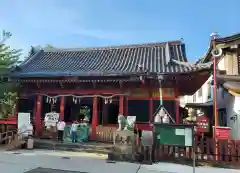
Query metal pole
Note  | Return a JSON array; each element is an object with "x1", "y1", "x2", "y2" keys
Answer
[
  {"x1": 211, "y1": 35, "x2": 221, "y2": 161},
  {"x1": 213, "y1": 53, "x2": 220, "y2": 160},
  {"x1": 192, "y1": 126, "x2": 195, "y2": 173},
  {"x1": 213, "y1": 53, "x2": 218, "y2": 132},
  {"x1": 159, "y1": 80, "x2": 163, "y2": 106}
]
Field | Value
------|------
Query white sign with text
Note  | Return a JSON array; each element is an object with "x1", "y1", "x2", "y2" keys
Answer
[{"x1": 44, "y1": 112, "x2": 59, "y2": 128}]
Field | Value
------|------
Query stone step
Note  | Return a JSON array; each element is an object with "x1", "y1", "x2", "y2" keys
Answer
[
  {"x1": 34, "y1": 141, "x2": 112, "y2": 154},
  {"x1": 5, "y1": 140, "x2": 26, "y2": 151}
]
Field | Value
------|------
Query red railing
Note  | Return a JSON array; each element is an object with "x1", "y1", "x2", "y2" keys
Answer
[
  {"x1": 152, "y1": 137, "x2": 240, "y2": 165},
  {"x1": 0, "y1": 116, "x2": 17, "y2": 125},
  {"x1": 96, "y1": 126, "x2": 117, "y2": 142}
]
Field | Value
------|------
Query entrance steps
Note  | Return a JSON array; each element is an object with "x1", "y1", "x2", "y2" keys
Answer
[
  {"x1": 34, "y1": 138, "x2": 113, "y2": 154},
  {"x1": 5, "y1": 138, "x2": 25, "y2": 151},
  {"x1": 0, "y1": 131, "x2": 26, "y2": 151}
]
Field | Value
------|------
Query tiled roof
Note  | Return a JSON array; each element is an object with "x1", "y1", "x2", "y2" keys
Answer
[
  {"x1": 11, "y1": 41, "x2": 210, "y2": 78},
  {"x1": 197, "y1": 33, "x2": 240, "y2": 64}
]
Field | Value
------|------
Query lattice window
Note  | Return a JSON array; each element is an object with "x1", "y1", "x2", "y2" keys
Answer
[
  {"x1": 238, "y1": 54, "x2": 240, "y2": 74},
  {"x1": 198, "y1": 87, "x2": 203, "y2": 97},
  {"x1": 193, "y1": 93, "x2": 196, "y2": 102}
]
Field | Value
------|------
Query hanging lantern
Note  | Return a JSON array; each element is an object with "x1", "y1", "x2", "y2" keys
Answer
[
  {"x1": 162, "y1": 114, "x2": 170, "y2": 124},
  {"x1": 104, "y1": 98, "x2": 108, "y2": 104},
  {"x1": 159, "y1": 107, "x2": 165, "y2": 117},
  {"x1": 73, "y1": 97, "x2": 75, "y2": 103},
  {"x1": 109, "y1": 98, "x2": 112, "y2": 103},
  {"x1": 154, "y1": 113, "x2": 161, "y2": 123},
  {"x1": 78, "y1": 98, "x2": 81, "y2": 104},
  {"x1": 46, "y1": 97, "x2": 49, "y2": 103}
]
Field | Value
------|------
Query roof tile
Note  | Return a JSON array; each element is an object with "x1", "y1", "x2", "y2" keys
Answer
[{"x1": 11, "y1": 41, "x2": 209, "y2": 77}]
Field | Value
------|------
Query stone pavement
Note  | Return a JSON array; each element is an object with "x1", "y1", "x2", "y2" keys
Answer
[{"x1": 0, "y1": 149, "x2": 239, "y2": 173}]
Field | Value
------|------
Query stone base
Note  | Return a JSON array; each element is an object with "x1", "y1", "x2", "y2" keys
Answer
[
  {"x1": 107, "y1": 152, "x2": 151, "y2": 164},
  {"x1": 107, "y1": 152, "x2": 135, "y2": 162}
]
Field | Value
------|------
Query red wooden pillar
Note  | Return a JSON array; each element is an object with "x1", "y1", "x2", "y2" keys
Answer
[
  {"x1": 119, "y1": 96, "x2": 124, "y2": 115},
  {"x1": 149, "y1": 97, "x2": 153, "y2": 121},
  {"x1": 60, "y1": 96, "x2": 65, "y2": 121},
  {"x1": 125, "y1": 97, "x2": 128, "y2": 116},
  {"x1": 91, "y1": 97, "x2": 98, "y2": 140},
  {"x1": 35, "y1": 95, "x2": 42, "y2": 136}
]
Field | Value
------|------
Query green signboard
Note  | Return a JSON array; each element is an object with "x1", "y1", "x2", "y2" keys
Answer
[
  {"x1": 63, "y1": 124, "x2": 89, "y2": 143},
  {"x1": 154, "y1": 124, "x2": 193, "y2": 147}
]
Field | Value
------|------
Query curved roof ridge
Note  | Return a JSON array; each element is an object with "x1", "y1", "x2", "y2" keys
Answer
[{"x1": 43, "y1": 40, "x2": 182, "y2": 52}]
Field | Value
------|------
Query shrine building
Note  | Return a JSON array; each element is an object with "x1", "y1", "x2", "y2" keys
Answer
[{"x1": 10, "y1": 40, "x2": 211, "y2": 140}]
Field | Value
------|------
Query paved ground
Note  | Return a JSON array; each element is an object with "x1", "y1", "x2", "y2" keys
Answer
[{"x1": 0, "y1": 149, "x2": 238, "y2": 173}]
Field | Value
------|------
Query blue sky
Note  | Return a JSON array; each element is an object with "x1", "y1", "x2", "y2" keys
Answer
[{"x1": 0, "y1": 0, "x2": 240, "y2": 62}]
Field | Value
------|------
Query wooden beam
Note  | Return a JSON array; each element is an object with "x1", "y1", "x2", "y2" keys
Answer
[
  {"x1": 36, "y1": 89, "x2": 123, "y2": 94},
  {"x1": 90, "y1": 97, "x2": 98, "y2": 140},
  {"x1": 60, "y1": 96, "x2": 65, "y2": 121},
  {"x1": 35, "y1": 95, "x2": 42, "y2": 136},
  {"x1": 119, "y1": 96, "x2": 124, "y2": 115}
]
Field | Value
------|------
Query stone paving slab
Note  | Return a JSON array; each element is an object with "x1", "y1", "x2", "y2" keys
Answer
[{"x1": 24, "y1": 167, "x2": 88, "y2": 173}]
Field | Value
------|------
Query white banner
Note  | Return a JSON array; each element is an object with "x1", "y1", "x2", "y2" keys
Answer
[
  {"x1": 234, "y1": 96, "x2": 240, "y2": 115},
  {"x1": 18, "y1": 112, "x2": 31, "y2": 135},
  {"x1": 18, "y1": 112, "x2": 31, "y2": 129},
  {"x1": 44, "y1": 112, "x2": 59, "y2": 128}
]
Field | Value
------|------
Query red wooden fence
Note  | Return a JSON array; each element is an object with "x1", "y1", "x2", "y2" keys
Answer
[{"x1": 153, "y1": 137, "x2": 240, "y2": 165}]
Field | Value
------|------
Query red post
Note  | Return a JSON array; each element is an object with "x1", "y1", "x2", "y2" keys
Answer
[
  {"x1": 149, "y1": 98, "x2": 153, "y2": 121},
  {"x1": 91, "y1": 97, "x2": 98, "y2": 140},
  {"x1": 125, "y1": 97, "x2": 129, "y2": 116},
  {"x1": 119, "y1": 96, "x2": 124, "y2": 115},
  {"x1": 60, "y1": 96, "x2": 65, "y2": 121},
  {"x1": 213, "y1": 52, "x2": 219, "y2": 160},
  {"x1": 35, "y1": 95, "x2": 42, "y2": 136},
  {"x1": 213, "y1": 55, "x2": 218, "y2": 131}
]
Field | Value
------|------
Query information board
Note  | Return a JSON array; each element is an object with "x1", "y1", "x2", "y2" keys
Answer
[{"x1": 155, "y1": 124, "x2": 193, "y2": 147}]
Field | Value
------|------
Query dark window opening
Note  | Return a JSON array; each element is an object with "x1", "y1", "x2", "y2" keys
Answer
[
  {"x1": 64, "y1": 97, "x2": 92, "y2": 123},
  {"x1": 128, "y1": 100, "x2": 149, "y2": 122},
  {"x1": 41, "y1": 96, "x2": 60, "y2": 120},
  {"x1": 18, "y1": 96, "x2": 35, "y2": 122},
  {"x1": 100, "y1": 98, "x2": 119, "y2": 125},
  {"x1": 219, "y1": 108, "x2": 227, "y2": 126}
]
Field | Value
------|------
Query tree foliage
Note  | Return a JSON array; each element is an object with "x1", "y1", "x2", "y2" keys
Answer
[{"x1": 0, "y1": 30, "x2": 22, "y2": 119}]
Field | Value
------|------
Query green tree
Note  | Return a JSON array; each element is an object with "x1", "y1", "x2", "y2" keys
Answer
[{"x1": 0, "y1": 30, "x2": 22, "y2": 119}]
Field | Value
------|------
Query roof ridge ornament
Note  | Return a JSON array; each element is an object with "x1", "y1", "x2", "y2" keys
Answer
[
  {"x1": 165, "y1": 42, "x2": 171, "y2": 64},
  {"x1": 171, "y1": 59, "x2": 212, "y2": 68}
]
